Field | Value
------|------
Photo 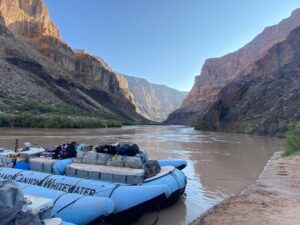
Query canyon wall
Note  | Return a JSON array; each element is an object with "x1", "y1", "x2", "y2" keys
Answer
[
  {"x1": 167, "y1": 9, "x2": 300, "y2": 127},
  {"x1": 124, "y1": 75, "x2": 187, "y2": 121},
  {"x1": 0, "y1": 0, "x2": 144, "y2": 122},
  {"x1": 195, "y1": 26, "x2": 300, "y2": 135}
]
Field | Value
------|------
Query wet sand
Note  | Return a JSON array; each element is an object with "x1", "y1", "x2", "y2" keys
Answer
[{"x1": 191, "y1": 152, "x2": 300, "y2": 225}]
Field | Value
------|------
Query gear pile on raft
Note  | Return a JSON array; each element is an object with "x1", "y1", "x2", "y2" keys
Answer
[{"x1": 0, "y1": 141, "x2": 187, "y2": 225}]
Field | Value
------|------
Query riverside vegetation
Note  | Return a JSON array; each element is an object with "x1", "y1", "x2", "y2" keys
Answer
[
  {"x1": 282, "y1": 122, "x2": 300, "y2": 156},
  {"x1": 0, "y1": 98, "x2": 133, "y2": 128}
]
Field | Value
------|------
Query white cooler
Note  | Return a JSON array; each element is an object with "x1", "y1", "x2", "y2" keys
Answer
[{"x1": 25, "y1": 195, "x2": 54, "y2": 220}]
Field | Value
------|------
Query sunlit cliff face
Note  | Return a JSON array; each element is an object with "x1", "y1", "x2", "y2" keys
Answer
[
  {"x1": 168, "y1": 8, "x2": 300, "y2": 126},
  {"x1": 0, "y1": 0, "x2": 60, "y2": 38}
]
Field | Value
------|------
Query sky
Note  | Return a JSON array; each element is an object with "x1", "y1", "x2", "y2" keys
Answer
[{"x1": 44, "y1": 0, "x2": 299, "y2": 91}]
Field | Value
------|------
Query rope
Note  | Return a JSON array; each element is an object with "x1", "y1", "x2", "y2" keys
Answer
[{"x1": 93, "y1": 187, "x2": 116, "y2": 195}]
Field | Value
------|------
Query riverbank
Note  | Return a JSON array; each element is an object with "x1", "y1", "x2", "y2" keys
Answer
[
  {"x1": 0, "y1": 98, "x2": 139, "y2": 128},
  {"x1": 191, "y1": 152, "x2": 300, "y2": 225}
]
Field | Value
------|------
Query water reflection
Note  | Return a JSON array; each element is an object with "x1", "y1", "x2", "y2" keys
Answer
[{"x1": 0, "y1": 126, "x2": 283, "y2": 225}]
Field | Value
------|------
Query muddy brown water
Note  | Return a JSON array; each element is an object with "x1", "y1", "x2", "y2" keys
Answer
[{"x1": 0, "y1": 125, "x2": 283, "y2": 225}]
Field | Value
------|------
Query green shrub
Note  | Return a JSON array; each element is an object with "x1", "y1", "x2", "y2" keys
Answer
[
  {"x1": 282, "y1": 129, "x2": 300, "y2": 157},
  {"x1": 0, "y1": 113, "x2": 124, "y2": 129},
  {"x1": 46, "y1": 117, "x2": 124, "y2": 128},
  {"x1": 1, "y1": 98, "x2": 91, "y2": 116},
  {"x1": 44, "y1": 116, "x2": 71, "y2": 128},
  {"x1": 45, "y1": 117, "x2": 108, "y2": 128},
  {"x1": 0, "y1": 97, "x2": 134, "y2": 128},
  {"x1": 0, "y1": 114, "x2": 10, "y2": 127}
]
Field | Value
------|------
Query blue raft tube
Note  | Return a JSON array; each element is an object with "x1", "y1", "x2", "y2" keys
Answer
[
  {"x1": 49, "y1": 154, "x2": 188, "y2": 209},
  {"x1": 16, "y1": 181, "x2": 114, "y2": 225},
  {"x1": 4, "y1": 146, "x2": 187, "y2": 224},
  {"x1": 157, "y1": 159, "x2": 187, "y2": 170},
  {"x1": 0, "y1": 166, "x2": 185, "y2": 224}
]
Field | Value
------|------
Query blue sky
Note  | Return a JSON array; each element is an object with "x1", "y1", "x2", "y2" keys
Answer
[{"x1": 44, "y1": 0, "x2": 299, "y2": 91}]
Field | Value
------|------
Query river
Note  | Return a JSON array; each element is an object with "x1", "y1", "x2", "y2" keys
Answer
[{"x1": 0, "y1": 125, "x2": 283, "y2": 225}]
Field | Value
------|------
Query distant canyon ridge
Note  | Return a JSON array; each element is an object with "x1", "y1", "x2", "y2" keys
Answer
[
  {"x1": 0, "y1": 0, "x2": 186, "y2": 124},
  {"x1": 124, "y1": 75, "x2": 187, "y2": 121}
]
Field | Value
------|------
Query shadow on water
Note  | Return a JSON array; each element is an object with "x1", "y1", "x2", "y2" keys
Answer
[{"x1": 0, "y1": 125, "x2": 283, "y2": 225}]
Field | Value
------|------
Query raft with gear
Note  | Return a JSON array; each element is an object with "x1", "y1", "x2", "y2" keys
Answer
[{"x1": 0, "y1": 143, "x2": 187, "y2": 224}]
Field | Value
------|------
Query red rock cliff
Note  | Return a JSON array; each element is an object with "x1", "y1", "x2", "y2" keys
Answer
[
  {"x1": 0, "y1": 0, "x2": 60, "y2": 38},
  {"x1": 167, "y1": 8, "x2": 300, "y2": 125},
  {"x1": 0, "y1": 0, "x2": 144, "y2": 121}
]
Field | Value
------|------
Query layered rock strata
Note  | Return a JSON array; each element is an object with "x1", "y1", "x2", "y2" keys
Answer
[
  {"x1": 167, "y1": 9, "x2": 300, "y2": 128},
  {"x1": 0, "y1": 0, "x2": 144, "y2": 121}
]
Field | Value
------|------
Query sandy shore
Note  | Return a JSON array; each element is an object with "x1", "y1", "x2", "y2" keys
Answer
[{"x1": 191, "y1": 152, "x2": 300, "y2": 225}]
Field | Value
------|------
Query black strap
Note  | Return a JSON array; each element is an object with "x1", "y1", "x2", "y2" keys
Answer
[
  {"x1": 109, "y1": 184, "x2": 121, "y2": 197},
  {"x1": 53, "y1": 192, "x2": 69, "y2": 205},
  {"x1": 150, "y1": 205, "x2": 160, "y2": 225},
  {"x1": 171, "y1": 172, "x2": 180, "y2": 189},
  {"x1": 54, "y1": 195, "x2": 85, "y2": 215}
]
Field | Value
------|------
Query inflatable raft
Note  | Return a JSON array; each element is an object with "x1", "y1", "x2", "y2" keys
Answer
[
  {"x1": 1, "y1": 143, "x2": 187, "y2": 223},
  {"x1": 0, "y1": 166, "x2": 186, "y2": 224},
  {"x1": 5, "y1": 178, "x2": 114, "y2": 225}
]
